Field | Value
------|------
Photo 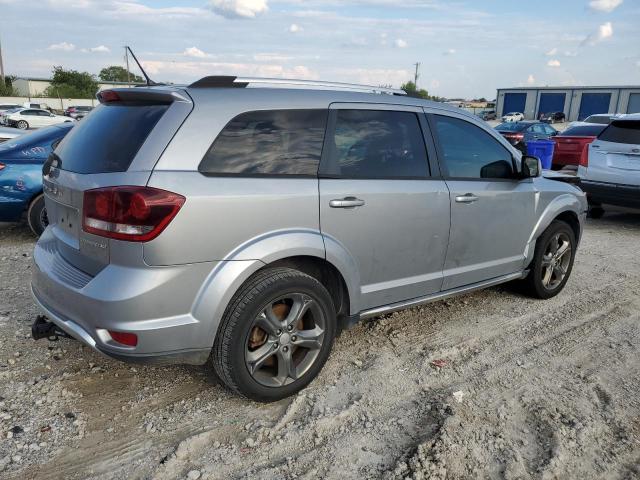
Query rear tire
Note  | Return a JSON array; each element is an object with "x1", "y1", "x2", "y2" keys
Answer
[
  {"x1": 27, "y1": 194, "x2": 48, "y2": 236},
  {"x1": 211, "y1": 267, "x2": 337, "y2": 402},
  {"x1": 588, "y1": 205, "x2": 605, "y2": 219},
  {"x1": 17, "y1": 120, "x2": 28, "y2": 130},
  {"x1": 520, "y1": 220, "x2": 576, "y2": 299}
]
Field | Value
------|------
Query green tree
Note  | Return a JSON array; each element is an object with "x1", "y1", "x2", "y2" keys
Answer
[
  {"x1": 43, "y1": 66, "x2": 98, "y2": 99},
  {"x1": 98, "y1": 65, "x2": 144, "y2": 83},
  {"x1": 401, "y1": 81, "x2": 430, "y2": 99},
  {"x1": 0, "y1": 76, "x2": 18, "y2": 96}
]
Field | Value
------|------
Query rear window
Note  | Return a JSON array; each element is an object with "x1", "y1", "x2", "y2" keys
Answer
[
  {"x1": 585, "y1": 115, "x2": 611, "y2": 125},
  {"x1": 598, "y1": 120, "x2": 640, "y2": 144},
  {"x1": 199, "y1": 109, "x2": 327, "y2": 176},
  {"x1": 54, "y1": 102, "x2": 168, "y2": 173},
  {"x1": 496, "y1": 122, "x2": 527, "y2": 132},
  {"x1": 560, "y1": 124, "x2": 607, "y2": 137}
]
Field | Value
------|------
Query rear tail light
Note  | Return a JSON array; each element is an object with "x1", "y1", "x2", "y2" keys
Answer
[
  {"x1": 579, "y1": 144, "x2": 589, "y2": 168},
  {"x1": 97, "y1": 90, "x2": 121, "y2": 103},
  {"x1": 0, "y1": 163, "x2": 5, "y2": 171},
  {"x1": 82, "y1": 186, "x2": 185, "y2": 242},
  {"x1": 108, "y1": 330, "x2": 138, "y2": 347}
]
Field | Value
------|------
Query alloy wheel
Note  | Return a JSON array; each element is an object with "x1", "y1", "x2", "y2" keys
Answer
[
  {"x1": 245, "y1": 293, "x2": 326, "y2": 387},
  {"x1": 540, "y1": 232, "x2": 572, "y2": 290}
]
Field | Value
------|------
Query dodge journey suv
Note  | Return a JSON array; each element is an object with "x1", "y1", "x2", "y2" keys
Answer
[{"x1": 31, "y1": 77, "x2": 586, "y2": 401}]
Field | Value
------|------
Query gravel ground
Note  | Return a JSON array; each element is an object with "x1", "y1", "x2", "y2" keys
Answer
[{"x1": 1, "y1": 211, "x2": 639, "y2": 480}]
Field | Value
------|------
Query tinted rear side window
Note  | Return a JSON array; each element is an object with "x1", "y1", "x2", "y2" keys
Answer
[
  {"x1": 199, "y1": 109, "x2": 327, "y2": 176},
  {"x1": 598, "y1": 120, "x2": 640, "y2": 144},
  {"x1": 560, "y1": 124, "x2": 606, "y2": 136},
  {"x1": 55, "y1": 103, "x2": 168, "y2": 173},
  {"x1": 322, "y1": 110, "x2": 429, "y2": 178}
]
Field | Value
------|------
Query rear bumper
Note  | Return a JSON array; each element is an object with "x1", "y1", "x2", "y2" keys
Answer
[
  {"x1": 31, "y1": 228, "x2": 218, "y2": 365},
  {"x1": 581, "y1": 180, "x2": 640, "y2": 209}
]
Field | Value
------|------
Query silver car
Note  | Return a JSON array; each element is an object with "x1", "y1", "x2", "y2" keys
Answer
[{"x1": 31, "y1": 77, "x2": 587, "y2": 401}]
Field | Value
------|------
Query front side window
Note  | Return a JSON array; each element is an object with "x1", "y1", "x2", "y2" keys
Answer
[
  {"x1": 432, "y1": 115, "x2": 514, "y2": 179},
  {"x1": 199, "y1": 109, "x2": 327, "y2": 176},
  {"x1": 322, "y1": 110, "x2": 429, "y2": 178}
]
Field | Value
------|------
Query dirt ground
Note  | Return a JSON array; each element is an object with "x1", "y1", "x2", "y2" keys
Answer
[{"x1": 0, "y1": 210, "x2": 639, "y2": 480}]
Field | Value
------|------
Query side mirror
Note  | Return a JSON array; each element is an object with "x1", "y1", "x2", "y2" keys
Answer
[{"x1": 522, "y1": 155, "x2": 541, "y2": 178}]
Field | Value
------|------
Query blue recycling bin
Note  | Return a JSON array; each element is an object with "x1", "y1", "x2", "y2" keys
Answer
[{"x1": 526, "y1": 139, "x2": 555, "y2": 170}]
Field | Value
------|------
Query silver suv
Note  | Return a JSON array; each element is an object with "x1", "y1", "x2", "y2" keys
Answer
[{"x1": 31, "y1": 77, "x2": 586, "y2": 401}]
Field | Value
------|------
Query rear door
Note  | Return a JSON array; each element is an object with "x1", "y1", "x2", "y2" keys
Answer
[
  {"x1": 42, "y1": 89, "x2": 193, "y2": 275},
  {"x1": 319, "y1": 104, "x2": 450, "y2": 309},
  {"x1": 427, "y1": 110, "x2": 537, "y2": 289},
  {"x1": 587, "y1": 119, "x2": 640, "y2": 186}
]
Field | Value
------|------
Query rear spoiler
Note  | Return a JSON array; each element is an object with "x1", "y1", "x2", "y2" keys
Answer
[{"x1": 97, "y1": 88, "x2": 190, "y2": 105}]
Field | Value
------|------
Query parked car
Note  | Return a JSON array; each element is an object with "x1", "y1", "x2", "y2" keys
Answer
[
  {"x1": 582, "y1": 113, "x2": 622, "y2": 125},
  {"x1": 495, "y1": 121, "x2": 558, "y2": 154},
  {"x1": 578, "y1": 114, "x2": 640, "y2": 217},
  {"x1": 5, "y1": 108, "x2": 74, "y2": 130},
  {"x1": 0, "y1": 107, "x2": 22, "y2": 125},
  {"x1": 0, "y1": 103, "x2": 21, "y2": 112},
  {"x1": 551, "y1": 123, "x2": 607, "y2": 170},
  {"x1": 479, "y1": 110, "x2": 496, "y2": 121},
  {"x1": 540, "y1": 111, "x2": 566, "y2": 124},
  {"x1": 0, "y1": 123, "x2": 74, "y2": 234},
  {"x1": 31, "y1": 78, "x2": 586, "y2": 402},
  {"x1": 64, "y1": 105, "x2": 93, "y2": 119},
  {"x1": 502, "y1": 112, "x2": 524, "y2": 122}
]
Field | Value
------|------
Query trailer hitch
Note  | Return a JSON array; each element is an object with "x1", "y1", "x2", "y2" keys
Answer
[{"x1": 32, "y1": 315, "x2": 72, "y2": 341}]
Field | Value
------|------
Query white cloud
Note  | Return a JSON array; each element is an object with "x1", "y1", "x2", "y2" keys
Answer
[
  {"x1": 90, "y1": 45, "x2": 110, "y2": 53},
  {"x1": 547, "y1": 59, "x2": 561, "y2": 67},
  {"x1": 430, "y1": 79, "x2": 440, "y2": 89},
  {"x1": 564, "y1": 51, "x2": 578, "y2": 57},
  {"x1": 545, "y1": 47, "x2": 557, "y2": 56},
  {"x1": 589, "y1": 0, "x2": 623, "y2": 13},
  {"x1": 183, "y1": 46, "x2": 207, "y2": 58},
  {"x1": 527, "y1": 74, "x2": 535, "y2": 85},
  {"x1": 289, "y1": 23, "x2": 301, "y2": 33},
  {"x1": 443, "y1": 48, "x2": 456, "y2": 55},
  {"x1": 394, "y1": 38, "x2": 408, "y2": 48},
  {"x1": 207, "y1": 0, "x2": 267, "y2": 19},
  {"x1": 47, "y1": 41, "x2": 75, "y2": 51},
  {"x1": 583, "y1": 21, "x2": 613, "y2": 46}
]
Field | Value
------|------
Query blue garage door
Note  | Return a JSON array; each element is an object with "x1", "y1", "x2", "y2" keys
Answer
[
  {"x1": 502, "y1": 93, "x2": 527, "y2": 117},
  {"x1": 627, "y1": 93, "x2": 640, "y2": 114},
  {"x1": 578, "y1": 93, "x2": 611, "y2": 121},
  {"x1": 537, "y1": 93, "x2": 566, "y2": 118}
]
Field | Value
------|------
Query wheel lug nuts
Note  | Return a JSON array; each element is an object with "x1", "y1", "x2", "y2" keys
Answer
[
  {"x1": 283, "y1": 346, "x2": 289, "y2": 352},
  {"x1": 287, "y1": 325, "x2": 293, "y2": 331},
  {"x1": 276, "y1": 329, "x2": 282, "y2": 336},
  {"x1": 291, "y1": 335, "x2": 297, "y2": 341},
  {"x1": 273, "y1": 342, "x2": 279, "y2": 349}
]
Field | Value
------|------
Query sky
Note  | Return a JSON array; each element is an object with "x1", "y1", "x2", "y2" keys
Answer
[{"x1": 0, "y1": 0, "x2": 638, "y2": 99}]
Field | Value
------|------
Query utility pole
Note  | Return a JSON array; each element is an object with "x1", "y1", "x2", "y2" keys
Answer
[
  {"x1": 0, "y1": 35, "x2": 6, "y2": 88},
  {"x1": 413, "y1": 62, "x2": 420, "y2": 87},
  {"x1": 124, "y1": 46, "x2": 131, "y2": 86}
]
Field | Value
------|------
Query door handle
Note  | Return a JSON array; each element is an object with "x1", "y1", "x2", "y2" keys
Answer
[
  {"x1": 455, "y1": 193, "x2": 479, "y2": 204},
  {"x1": 329, "y1": 197, "x2": 365, "y2": 208}
]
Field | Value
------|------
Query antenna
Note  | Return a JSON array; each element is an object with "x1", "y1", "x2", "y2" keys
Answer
[{"x1": 125, "y1": 46, "x2": 156, "y2": 86}]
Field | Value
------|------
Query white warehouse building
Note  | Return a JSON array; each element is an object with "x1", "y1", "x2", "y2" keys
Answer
[{"x1": 495, "y1": 86, "x2": 640, "y2": 122}]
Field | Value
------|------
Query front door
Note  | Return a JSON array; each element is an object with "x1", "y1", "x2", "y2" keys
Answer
[
  {"x1": 428, "y1": 112, "x2": 537, "y2": 290},
  {"x1": 319, "y1": 105, "x2": 450, "y2": 310}
]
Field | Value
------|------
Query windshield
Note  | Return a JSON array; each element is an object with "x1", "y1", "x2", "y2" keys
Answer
[{"x1": 496, "y1": 122, "x2": 527, "y2": 131}]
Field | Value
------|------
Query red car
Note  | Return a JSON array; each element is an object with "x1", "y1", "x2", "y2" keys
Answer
[{"x1": 552, "y1": 123, "x2": 607, "y2": 169}]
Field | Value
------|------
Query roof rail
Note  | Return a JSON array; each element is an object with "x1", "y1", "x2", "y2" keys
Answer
[{"x1": 188, "y1": 75, "x2": 405, "y2": 95}]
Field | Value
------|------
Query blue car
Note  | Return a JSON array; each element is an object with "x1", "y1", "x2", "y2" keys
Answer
[{"x1": 0, "y1": 123, "x2": 74, "y2": 235}]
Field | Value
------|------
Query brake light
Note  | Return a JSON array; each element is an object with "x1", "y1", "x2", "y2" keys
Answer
[
  {"x1": 108, "y1": 330, "x2": 138, "y2": 347},
  {"x1": 98, "y1": 90, "x2": 121, "y2": 103},
  {"x1": 579, "y1": 144, "x2": 589, "y2": 168},
  {"x1": 0, "y1": 163, "x2": 5, "y2": 171},
  {"x1": 82, "y1": 186, "x2": 185, "y2": 242}
]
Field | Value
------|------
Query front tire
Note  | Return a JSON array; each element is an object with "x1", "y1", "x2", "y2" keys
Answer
[
  {"x1": 27, "y1": 194, "x2": 48, "y2": 236},
  {"x1": 211, "y1": 267, "x2": 337, "y2": 402},
  {"x1": 521, "y1": 220, "x2": 576, "y2": 299},
  {"x1": 17, "y1": 120, "x2": 29, "y2": 130}
]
